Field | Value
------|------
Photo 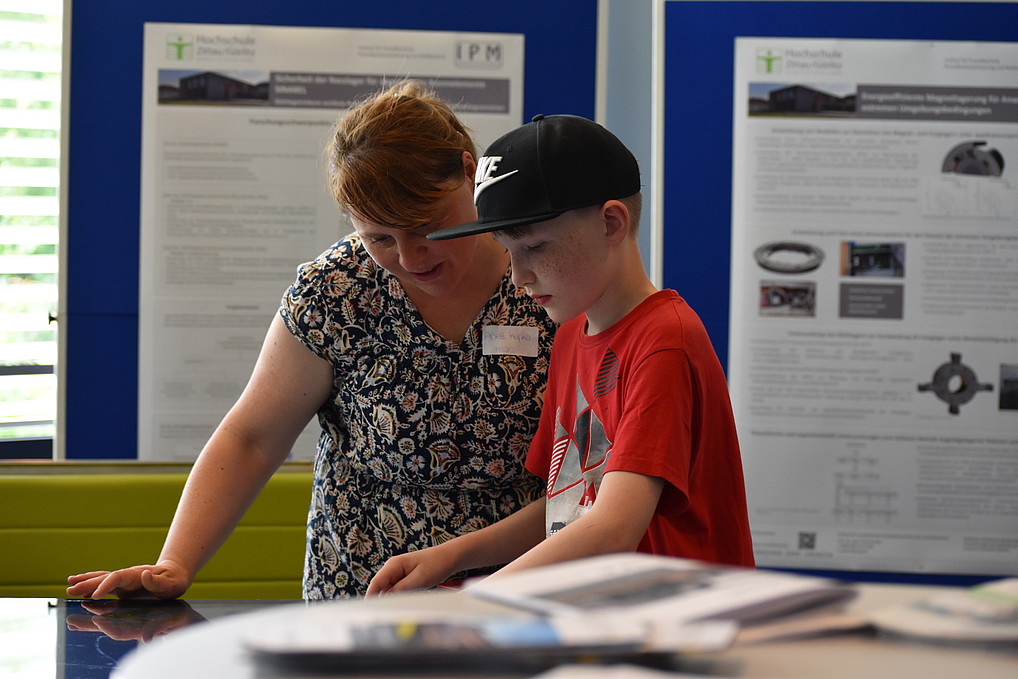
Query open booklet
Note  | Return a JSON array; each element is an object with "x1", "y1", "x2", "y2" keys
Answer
[{"x1": 463, "y1": 552, "x2": 858, "y2": 626}]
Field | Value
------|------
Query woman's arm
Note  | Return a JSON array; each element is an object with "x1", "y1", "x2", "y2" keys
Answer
[{"x1": 67, "y1": 315, "x2": 333, "y2": 599}]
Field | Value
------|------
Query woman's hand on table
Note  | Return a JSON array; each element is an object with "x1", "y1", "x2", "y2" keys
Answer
[{"x1": 66, "y1": 560, "x2": 191, "y2": 600}]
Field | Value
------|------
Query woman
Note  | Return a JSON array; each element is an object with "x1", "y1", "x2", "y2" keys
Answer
[{"x1": 67, "y1": 81, "x2": 555, "y2": 599}]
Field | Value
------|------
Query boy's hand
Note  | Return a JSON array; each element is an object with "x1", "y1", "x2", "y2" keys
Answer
[
  {"x1": 66, "y1": 560, "x2": 191, "y2": 600},
  {"x1": 365, "y1": 546, "x2": 460, "y2": 597},
  {"x1": 367, "y1": 499, "x2": 544, "y2": 596}
]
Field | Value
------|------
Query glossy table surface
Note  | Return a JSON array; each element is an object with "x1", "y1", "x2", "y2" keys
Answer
[{"x1": 3, "y1": 586, "x2": 1017, "y2": 679}]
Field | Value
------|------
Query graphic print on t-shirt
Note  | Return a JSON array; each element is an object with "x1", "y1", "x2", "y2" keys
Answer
[{"x1": 545, "y1": 349, "x2": 619, "y2": 535}]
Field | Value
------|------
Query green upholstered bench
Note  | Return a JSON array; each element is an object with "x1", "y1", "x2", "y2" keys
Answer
[{"x1": 0, "y1": 463, "x2": 312, "y2": 598}]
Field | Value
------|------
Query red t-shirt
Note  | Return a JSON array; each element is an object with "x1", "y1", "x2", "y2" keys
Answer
[{"x1": 526, "y1": 290, "x2": 755, "y2": 567}]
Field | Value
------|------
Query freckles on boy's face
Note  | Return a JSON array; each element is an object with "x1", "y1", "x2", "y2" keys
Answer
[{"x1": 495, "y1": 213, "x2": 607, "y2": 324}]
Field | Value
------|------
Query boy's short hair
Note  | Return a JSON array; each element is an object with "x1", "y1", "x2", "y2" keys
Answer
[
  {"x1": 497, "y1": 192, "x2": 643, "y2": 242},
  {"x1": 428, "y1": 114, "x2": 641, "y2": 241},
  {"x1": 327, "y1": 80, "x2": 477, "y2": 229},
  {"x1": 620, "y1": 193, "x2": 643, "y2": 235}
]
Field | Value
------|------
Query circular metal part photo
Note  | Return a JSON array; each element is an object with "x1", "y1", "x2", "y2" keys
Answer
[
  {"x1": 754, "y1": 241, "x2": 825, "y2": 274},
  {"x1": 917, "y1": 352, "x2": 994, "y2": 415},
  {"x1": 941, "y1": 140, "x2": 1005, "y2": 177}
]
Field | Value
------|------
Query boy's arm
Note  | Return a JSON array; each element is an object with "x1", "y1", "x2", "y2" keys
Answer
[
  {"x1": 490, "y1": 470, "x2": 664, "y2": 578},
  {"x1": 366, "y1": 497, "x2": 548, "y2": 595},
  {"x1": 368, "y1": 470, "x2": 663, "y2": 595}
]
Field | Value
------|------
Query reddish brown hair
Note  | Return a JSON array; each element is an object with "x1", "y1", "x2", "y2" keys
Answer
[{"x1": 327, "y1": 80, "x2": 477, "y2": 229}]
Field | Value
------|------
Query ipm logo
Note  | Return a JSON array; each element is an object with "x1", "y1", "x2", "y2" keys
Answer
[
  {"x1": 455, "y1": 41, "x2": 503, "y2": 69},
  {"x1": 166, "y1": 34, "x2": 194, "y2": 61},
  {"x1": 756, "y1": 48, "x2": 782, "y2": 74}
]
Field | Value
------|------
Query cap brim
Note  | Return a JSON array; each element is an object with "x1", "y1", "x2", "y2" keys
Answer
[{"x1": 426, "y1": 211, "x2": 563, "y2": 241}]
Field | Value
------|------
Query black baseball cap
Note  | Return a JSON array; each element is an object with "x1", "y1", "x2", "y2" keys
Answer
[{"x1": 427, "y1": 114, "x2": 641, "y2": 240}]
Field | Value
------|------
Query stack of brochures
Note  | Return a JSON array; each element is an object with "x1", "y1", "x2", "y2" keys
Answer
[
  {"x1": 245, "y1": 553, "x2": 859, "y2": 674},
  {"x1": 464, "y1": 552, "x2": 857, "y2": 624},
  {"x1": 867, "y1": 577, "x2": 1018, "y2": 644}
]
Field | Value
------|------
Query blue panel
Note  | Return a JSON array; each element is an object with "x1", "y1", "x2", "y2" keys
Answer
[
  {"x1": 662, "y1": 1, "x2": 1018, "y2": 372},
  {"x1": 64, "y1": 313, "x2": 138, "y2": 459},
  {"x1": 64, "y1": 1, "x2": 597, "y2": 459}
]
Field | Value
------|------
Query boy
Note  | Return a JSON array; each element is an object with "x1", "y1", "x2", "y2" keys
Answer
[{"x1": 366, "y1": 115, "x2": 754, "y2": 595}]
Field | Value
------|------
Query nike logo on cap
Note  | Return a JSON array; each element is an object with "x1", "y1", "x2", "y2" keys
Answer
[
  {"x1": 474, "y1": 170, "x2": 519, "y2": 202},
  {"x1": 474, "y1": 155, "x2": 519, "y2": 202}
]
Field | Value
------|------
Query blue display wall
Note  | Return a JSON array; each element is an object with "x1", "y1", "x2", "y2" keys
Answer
[{"x1": 63, "y1": 1, "x2": 598, "y2": 459}]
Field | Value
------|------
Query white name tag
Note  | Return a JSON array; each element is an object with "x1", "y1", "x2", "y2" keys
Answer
[{"x1": 481, "y1": 325, "x2": 540, "y2": 357}]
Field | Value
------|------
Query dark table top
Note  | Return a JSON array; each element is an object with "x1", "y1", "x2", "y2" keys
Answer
[{"x1": 1, "y1": 598, "x2": 296, "y2": 679}]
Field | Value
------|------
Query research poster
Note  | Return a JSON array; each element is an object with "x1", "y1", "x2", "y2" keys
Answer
[
  {"x1": 139, "y1": 23, "x2": 524, "y2": 461},
  {"x1": 729, "y1": 39, "x2": 1018, "y2": 575}
]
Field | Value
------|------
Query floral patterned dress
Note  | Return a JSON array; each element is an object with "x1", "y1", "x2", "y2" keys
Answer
[{"x1": 279, "y1": 235, "x2": 555, "y2": 598}]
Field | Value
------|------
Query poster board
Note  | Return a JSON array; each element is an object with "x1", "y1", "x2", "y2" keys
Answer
[
  {"x1": 136, "y1": 24, "x2": 524, "y2": 461},
  {"x1": 662, "y1": 1, "x2": 1018, "y2": 580}
]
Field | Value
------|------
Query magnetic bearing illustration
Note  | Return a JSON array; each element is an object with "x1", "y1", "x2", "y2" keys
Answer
[
  {"x1": 941, "y1": 141, "x2": 1005, "y2": 177},
  {"x1": 917, "y1": 352, "x2": 993, "y2": 415},
  {"x1": 754, "y1": 241, "x2": 825, "y2": 274}
]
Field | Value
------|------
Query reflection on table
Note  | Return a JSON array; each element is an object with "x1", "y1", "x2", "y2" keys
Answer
[{"x1": 0, "y1": 598, "x2": 297, "y2": 679}]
